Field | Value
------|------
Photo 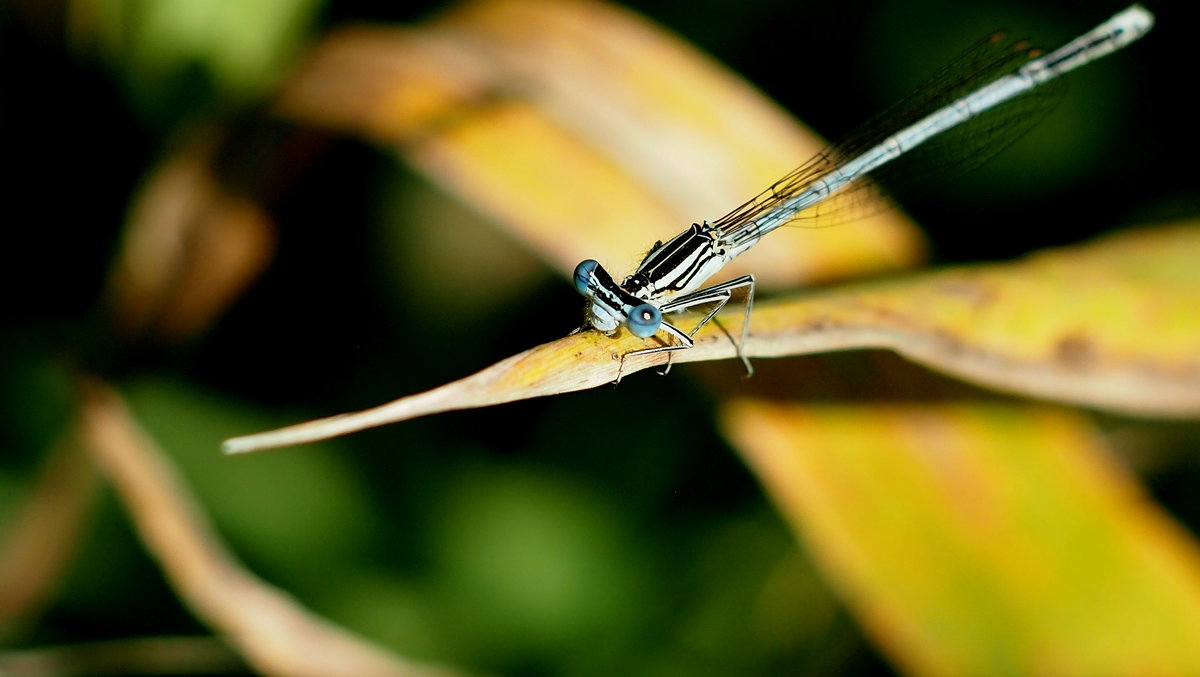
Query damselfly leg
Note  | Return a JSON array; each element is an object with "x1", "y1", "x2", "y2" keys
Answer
[{"x1": 620, "y1": 275, "x2": 756, "y2": 380}]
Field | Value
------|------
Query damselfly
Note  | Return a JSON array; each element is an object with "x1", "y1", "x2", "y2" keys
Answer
[{"x1": 572, "y1": 5, "x2": 1153, "y2": 379}]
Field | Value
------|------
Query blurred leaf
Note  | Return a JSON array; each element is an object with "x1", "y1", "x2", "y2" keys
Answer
[
  {"x1": 106, "y1": 130, "x2": 277, "y2": 343},
  {"x1": 0, "y1": 636, "x2": 246, "y2": 675},
  {"x1": 721, "y1": 399, "x2": 1200, "y2": 676},
  {"x1": 78, "y1": 378, "x2": 467, "y2": 677},
  {"x1": 274, "y1": 0, "x2": 926, "y2": 284},
  {"x1": 225, "y1": 221, "x2": 1200, "y2": 454},
  {"x1": 84, "y1": 0, "x2": 323, "y2": 119},
  {"x1": 0, "y1": 440, "x2": 98, "y2": 639},
  {"x1": 122, "y1": 378, "x2": 375, "y2": 578},
  {"x1": 372, "y1": 164, "x2": 551, "y2": 319},
  {"x1": 739, "y1": 220, "x2": 1200, "y2": 417}
]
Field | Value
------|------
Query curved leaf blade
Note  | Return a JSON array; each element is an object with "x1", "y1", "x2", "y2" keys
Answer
[
  {"x1": 273, "y1": 0, "x2": 926, "y2": 284},
  {"x1": 721, "y1": 399, "x2": 1200, "y2": 676},
  {"x1": 744, "y1": 221, "x2": 1200, "y2": 417},
  {"x1": 225, "y1": 221, "x2": 1200, "y2": 453}
]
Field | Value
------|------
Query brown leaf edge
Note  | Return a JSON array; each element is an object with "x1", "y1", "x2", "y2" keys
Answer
[{"x1": 77, "y1": 377, "x2": 471, "y2": 677}]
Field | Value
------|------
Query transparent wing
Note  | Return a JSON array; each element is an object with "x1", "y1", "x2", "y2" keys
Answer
[{"x1": 711, "y1": 28, "x2": 1066, "y2": 236}]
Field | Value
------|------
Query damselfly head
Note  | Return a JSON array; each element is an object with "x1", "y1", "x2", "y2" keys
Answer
[
  {"x1": 574, "y1": 259, "x2": 622, "y2": 332},
  {"x1": 573, "y1": 259, "x2": 600, "y2": 298},
  {"x1": 574, "y1": 258, "x2": 663, "y2": 337}
]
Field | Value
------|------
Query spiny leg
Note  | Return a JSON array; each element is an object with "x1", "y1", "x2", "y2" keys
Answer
[
  {"x1": 616, "y1": 320, "x2": 693, "y2": 384},
  {"x1": 658, "y1": 289, "x2": 731, "y2": 376},
  {"x1": 632, "y1": 288, "x2": 731, "y2": 376},
  {"x1": 735, "y1": 274, "x2": 755, "y2": 376},
  {"x1": 659, "y1": 274, "x2": 756, "y2": 375},
  {"x1": 616, "y1": 275, "x2": 755, "y2": 382}
]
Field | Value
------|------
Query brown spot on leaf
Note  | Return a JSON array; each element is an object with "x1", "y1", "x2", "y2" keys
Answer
[
  {"x1": 936, "y1": 278, "x2": 997, "y2": 309},
  {"x1": 930, "y1": 329, "x2": 967, "y2": 356},
  {"x1": 806, "y1": 317, "x2": 831, "y2": 332},
  {"x1": 1056, "y1": 333, "x2": 1097, "y2": 369}
]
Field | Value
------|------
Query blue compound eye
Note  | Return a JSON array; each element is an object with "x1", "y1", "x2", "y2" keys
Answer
[
  {"x1": 627, "y1": 303, "x2": 662, "y2": 338},
  {"x1": 574, "y1": 259, "x2": 599, "y2": 297}
]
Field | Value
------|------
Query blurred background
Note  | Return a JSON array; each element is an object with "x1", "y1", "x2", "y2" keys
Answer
[{"x1": 2, "y1": 0, "x2": 1198, "y2": 675}]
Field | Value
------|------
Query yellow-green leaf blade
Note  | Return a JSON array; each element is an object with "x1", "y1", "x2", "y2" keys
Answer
[
  {"x1": 273, "y1": 0, "x2": 926, "y2": 283},
  {"x1": 721, "y1": 399, "x2": 1200, "y2": 676},
  {"x1": 738, "y1": 221, "x2": 1200, "y2": 417}
]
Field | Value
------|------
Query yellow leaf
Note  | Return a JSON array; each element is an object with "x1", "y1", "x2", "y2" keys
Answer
[
  {"x1": 78, "y1": 380, "x2": 465, "y2": 677},
  {"x1": 721, "y1": 399, "x2": 1200, "y2": 676},
  {"x1": 741, "y1": 221, "x2": 1200, "y2": 417},
  {"x1": 224, "y1": 221, "x2": 1200, "y2": 454},
  {"x1": 107, "y1": 131, "x2": 277, "y2": 342},
  {"x1": 273, "y1": 0, "x2": 925, "y2": 284}
]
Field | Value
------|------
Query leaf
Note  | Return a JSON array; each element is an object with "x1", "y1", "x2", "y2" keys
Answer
[
  {"x1": 739, "y1": 221, "x2": 1200, "y2": 417},
  {"x1": 273, "y1": 0, "x2": 925, "y2": 284},
  {"x1": 77, "y1": 379, "x2": 468, "y2": 677},
  {"x1": 107, "y1": 131, "x2": 277, "y2": 343},
  {"x1": 0, "y1": 440, "x2": 99, "y2": 636},
  {"x1": 720, "y1": 399, "x2": 1200, "y2": 676},
  {"x1": 224, "y1": 221, "x2": 1200, "y2": 453},
  {"x1": 121, "y1": 378, "x2": 378, "y2": 574},
  {"x1": 83, "y1": 0, "x2": 322, "y2": 112}
]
